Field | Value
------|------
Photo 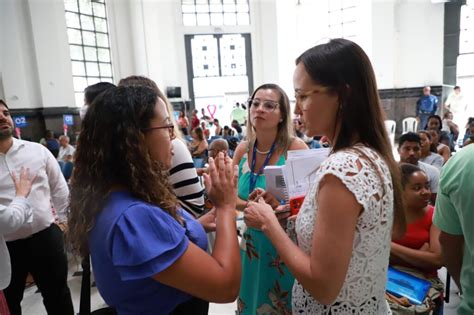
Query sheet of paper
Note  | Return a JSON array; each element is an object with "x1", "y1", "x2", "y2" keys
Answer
[
  {"x1": 263, "y1": 165, "x2": 288, "y2": 202},
  {"x1": 284, "y1": 148, "x2": 330, "y2": 198}
]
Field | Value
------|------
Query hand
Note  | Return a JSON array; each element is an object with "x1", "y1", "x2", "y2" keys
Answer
[
  {"x1": 419, "y1": 242, "x2": 430, "y2": 252},
  {"x1": 244, "y1": 198, "x2": 278, "y2": 231},
  {"x1": 203, "y1": 153, "x2": 238, "y2": 211},
  {"x1": 248, "y1": 188, "x2": 279, "y2": 209},
  {"x1": 274, "y1": 204, "x2": 291, "y2": 228},
  {"x1": 248, "y1": 188, "x2": 265, "y2": 202},
  {"x1": 57, "y1": 222, "x2": 68, "y2": 232},
  {"x1": 198, "y1": 208, "x2": 217, "y2": 232},
  {"x1": 11, "y1": 167, "x2": 36, "y2": 198}
]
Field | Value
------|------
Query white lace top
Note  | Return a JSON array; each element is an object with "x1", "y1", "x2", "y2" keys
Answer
[{"x1": 292, "y1": 146, "x2": 394, "y2": 314}]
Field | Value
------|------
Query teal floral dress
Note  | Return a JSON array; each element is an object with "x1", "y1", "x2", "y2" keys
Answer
[{"x1": 237, "y1": 153, "x2": 293, "y2": 315}]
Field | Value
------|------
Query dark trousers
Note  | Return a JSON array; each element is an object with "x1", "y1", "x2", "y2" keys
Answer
[
  {"x1": 4, "y1": 224, "x2": 74, "y2": 315},
  {"x1": 170, "y1": 297, "x2": 209, "y2": 315}
]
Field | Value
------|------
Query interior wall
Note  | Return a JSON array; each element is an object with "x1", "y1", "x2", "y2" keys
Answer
[
  {"x1": 2, "y1": 0, "x2": 448, "y2": 110},
  {"x1": 372, "y1": 0, "x2": 444, "y2": 89}
]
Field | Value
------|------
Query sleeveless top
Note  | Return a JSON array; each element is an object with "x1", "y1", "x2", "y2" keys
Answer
[
  {"x1": 293, "y1": 145, "x2": 394, "y2": 314},
  {"x1": 237, "y1": 153, "x2": 285, "y2": 200},
  {"x1": 237, "y1": 152, "x2": 293, "y2": 315}
]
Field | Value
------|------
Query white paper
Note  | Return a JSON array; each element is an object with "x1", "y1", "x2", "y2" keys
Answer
[
  {"x1": 263, "y1": 165, "x2": 288, "y2": 202},
  {"x1": 284, "y1": 148, "x2": 330, "y2": 198}
]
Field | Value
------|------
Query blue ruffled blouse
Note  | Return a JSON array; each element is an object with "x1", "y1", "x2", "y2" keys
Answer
[{"x1": 88, "y1": 191, "x2": 207, "y2": 315}]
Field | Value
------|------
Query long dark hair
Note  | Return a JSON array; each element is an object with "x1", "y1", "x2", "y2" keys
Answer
[
  {"x1": 296, "y1": 38, "x2": 405, "y2": 236},
  {"x1": 246, "y1": 83, "x2": 294, "y2": 153},
  {"x1": 67, "y1": 86, "x2": 179, "y2": 257}
]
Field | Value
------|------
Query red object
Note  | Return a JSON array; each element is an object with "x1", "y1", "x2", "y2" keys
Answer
[
  {"x1": 207, "y1": 104, "x2": 217, "y2": 119},
  {"x1": 0, "y1": 290, "x2": 10, "y2": 315},
  {"x1": 15, "y1": 127, "x2": 21, "y2": 139},
  {"x1": 393, "y1": 206, "x2": 437, "y2": 275},
  {"x1": 203, "y1": 128, "x2": 210, "y2": 139},
  {"x1": 191, "y1": 115, "x2": 200, "y2": 130},
  {"x1": 289, "y1": 195, "x2": 305, "y2": 216},
  {"x1": 63, "y1": 124, "x2": 68, "y2": 136}
]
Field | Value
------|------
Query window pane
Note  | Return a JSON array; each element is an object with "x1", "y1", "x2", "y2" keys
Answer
[
  {"x1": 79, "y1": 0, "x2": 92, "y2": 14},
  {"x1": 183, "y1": 13, "x2": 197, "y2": 26},
  {"x1": 82, "y1": 31, "x2": 96, "y2": 46},
  {"x1": 196, "y1": 4, "x2": 209, "y2": 13},
  {"x1": 182, "y1": 4, "x2": 196, "y2": 13},
  {"x1": 87, "y1": 77, "x2": 100, "y2": 86},
  {"x1": 329, "y1": 0, "x2": 343, "y2": 11},
  {"x1": 96, "y1": 33, "x2": 109, "y2": 47},
  {"x1": 67, "y1": 28, "x2": 82, "y2": 44},
  {"x1": 343, "y1": 0, "x2": 356, "y2": 8},
  {"x1": 210, "y1": 13, "x2": 223, "y2": 25},
  {"x1": 236, "y1": 3, "x2": 248, "y2": 12},
  {"x1": 73, "y1": 76, "x2": 88, "y2": 92},
  {"x1": 237, "y1": 13, "x2": 249, "y2": 25},
  {"x1": 210, "y1": 3, "x2": 223, "y2": 12},
  {"x1": 182, "y1": 0, "x2": 194, "y2": 4},
  {"x1": 98, "y1": 48, "x2": 110, "y2": 62},
  {"x1": 223, "y1": 13, "x2": 236, "y2": 25},
  {"x1": 86, "y1": 62, "x2": 99, "y2": 76},
  {"x1": 342, "y1": 7, "x2": 356, "y2": 23},
  {"x1": 72, "y1": 61, "x2": 86, "y2": 76},
  {"x1": 93, "y1": 2, "x2": 106, "y2": 17},
  {"x1": 223, "y1": 3, "x2": 236, "y2": 12},
  {"x1": 99, "y1": 63, "x2": 112, "y2": 77},
  {"x1": 65, "y1": 12, "x2": 80, "y2": 28},
  {"x1": 329, "y1": 10, "x2": 342, "y2": 25},
  {"x1": 70, "y1": 45, "x2": 84, "y2": 60},
  {"x1": 100, "y1": 77, "x2": 113, "y2": 83},
  {"x1": 197, "y1": 13, "x2": 210, "y2": 26},
  {"x1": 64, "y1": 0, "x2": 78, "y2": 12},
  {"x1": 81, "y1": 14, "x2": 94, "y2": 31},
  {"x1": 84, "y1": 47, "x2": 97, "y2": 61},
  {"x1": 94, "y1": 17, "x2": 107, "y2": 32}
]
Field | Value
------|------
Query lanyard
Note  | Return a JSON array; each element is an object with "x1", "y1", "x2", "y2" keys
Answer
[{"x1": 248, "y1": 140, "x2": 276, "y2": 195}]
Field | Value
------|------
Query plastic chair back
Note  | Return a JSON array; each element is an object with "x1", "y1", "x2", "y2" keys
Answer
[{"x1": 402, "y1": 117, "x2": 418, "y2": 133}]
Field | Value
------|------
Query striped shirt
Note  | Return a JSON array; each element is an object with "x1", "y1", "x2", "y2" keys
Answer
[{"x1": 169, "y1": 138, "x2": 205, "y2": 217}]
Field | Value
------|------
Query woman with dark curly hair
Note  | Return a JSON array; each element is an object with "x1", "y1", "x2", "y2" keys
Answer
[{"x1": 67, "y1": 86, "x2": 240, "y2": 315}]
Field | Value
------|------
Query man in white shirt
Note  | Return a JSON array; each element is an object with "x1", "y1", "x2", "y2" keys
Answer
[
  {"x1": 1, "y1": 168, "x2": 33, "y2": 315},
  {"x1": 444, "y1": 86, "x2": 468, "y2": 129},
  {"x1": 0, "y1": 100, "x2": 74, "y2": 315},
  {"x1": 398, "y1": 132, "x2": 440, "y2": 205},
  {"x1": 57, "y1": 135, "x2": 75, "y2": 162}
]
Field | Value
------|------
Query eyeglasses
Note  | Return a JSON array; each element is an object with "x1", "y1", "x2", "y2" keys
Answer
[
  {"x1": 247, "y1": 98, "x2": 279, "y2": 112},
  {"x1": 142, "y1": 123, "x2": 176, "y2": 140},
  {"x1": 294, "y1": 88, "x2": 329, "y2": 103}
]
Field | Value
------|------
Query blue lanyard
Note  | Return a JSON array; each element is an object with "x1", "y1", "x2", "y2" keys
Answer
[{"x1": 248, "y1": 140, "x2": 276, "y2": 195}]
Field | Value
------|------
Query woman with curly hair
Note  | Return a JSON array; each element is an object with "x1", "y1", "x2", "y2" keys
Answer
[{"x1": 67, "y1": 86, "x2": 240, "y2": 315}]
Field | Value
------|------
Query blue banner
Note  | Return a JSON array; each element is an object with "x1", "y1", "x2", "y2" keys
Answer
[{"x1": 13, "y1": 116, "x2": 28, "y2": 128}]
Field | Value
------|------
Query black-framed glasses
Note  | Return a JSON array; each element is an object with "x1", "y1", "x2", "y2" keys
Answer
[
  {"x1": 247, "y1": 98, "x2": 279, "y2": 112},
  {"x1": 141, "y1": 123, "x2": 175, "y2": 140}
]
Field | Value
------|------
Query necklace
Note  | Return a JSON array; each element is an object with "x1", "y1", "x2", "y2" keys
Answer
[{"x1": 255, "y1": 147, "x2": 271, "y2": 154}]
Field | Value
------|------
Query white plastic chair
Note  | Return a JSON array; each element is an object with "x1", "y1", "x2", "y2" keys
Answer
[
  {"x1": 384, "y1": 120, "x2": 396, "y2": 146},
  {"x1": 402, "y1": 117, "x2": 418, "y2": 133}
]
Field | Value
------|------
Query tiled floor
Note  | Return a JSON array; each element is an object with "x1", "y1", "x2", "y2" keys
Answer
[{"x1": 19, "y1": 264, "x2": 461, "y2": 315}]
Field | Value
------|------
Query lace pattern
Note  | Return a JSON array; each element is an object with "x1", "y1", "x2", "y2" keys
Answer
[{"x1": 293, "y1": 146, "x2": 394, "y2": 314}]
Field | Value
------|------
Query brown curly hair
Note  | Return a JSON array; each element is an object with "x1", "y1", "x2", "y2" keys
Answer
[{"x1": 67, "y1": 85, "x2": 179, "y2": 258}]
